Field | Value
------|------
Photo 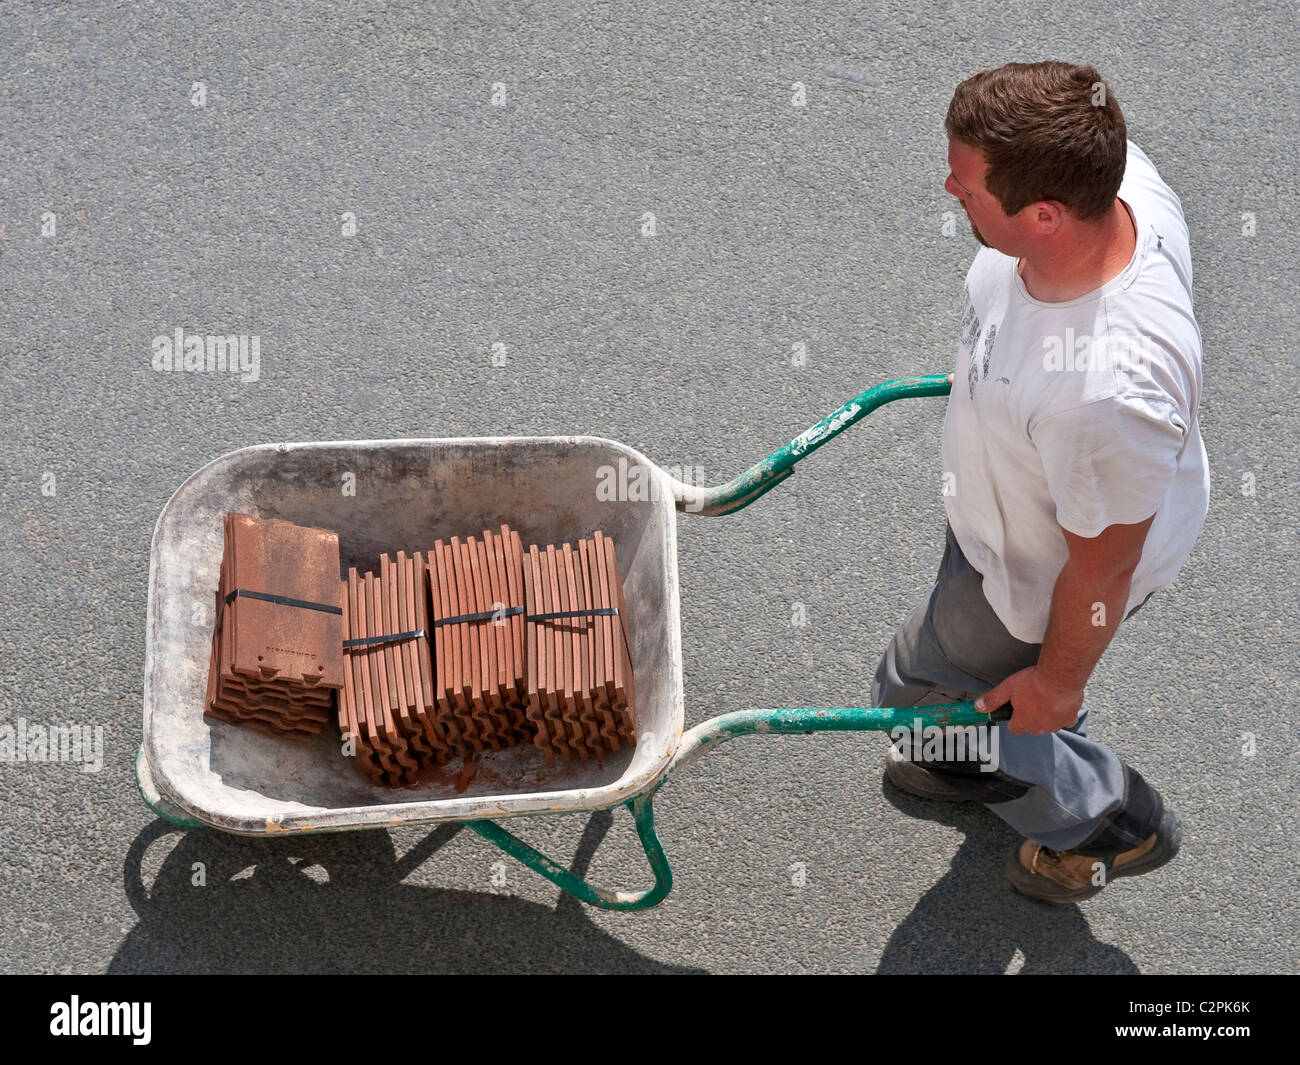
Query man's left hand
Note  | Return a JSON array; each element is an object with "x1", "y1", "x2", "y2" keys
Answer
[{"x1": 975, "y1": 666, "x2": 1084, "y2": 736}]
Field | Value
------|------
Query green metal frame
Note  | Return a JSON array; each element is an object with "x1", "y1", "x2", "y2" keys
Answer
[
  {"x1": 140, "y1": 373, "x2": 967, "y2": 912},
  {"x1": 463, "y1": 701, "x2": 989, "y2": 911},
  {"x1": 674, "y1": 372, "x2": 953, "y2": 516}
]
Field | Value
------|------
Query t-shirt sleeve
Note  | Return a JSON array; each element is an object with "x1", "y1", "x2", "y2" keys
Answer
[{"x1": 1029, "y1": 394, "x2": 1187, "y2": 537}]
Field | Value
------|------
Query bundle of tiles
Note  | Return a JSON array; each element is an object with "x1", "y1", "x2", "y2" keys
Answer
[
  {"x1": 205, "y1": 513, "x2": 344, "y2": 737},
  {"x1": 336, "y1": 525, "x2": 636, "y2": 787},
  {"x1": 337, "y1": 527, "x2": 528, "y2": 786},
  {"x1": 338, "y1": 552, "x2": 441, "y2": 787},
  {"x1": 427, "y1": 526, "x2": 531, "y2": 757},
  {"x1": 521, "y1": 530, "x2": 635, "y2": 762}
]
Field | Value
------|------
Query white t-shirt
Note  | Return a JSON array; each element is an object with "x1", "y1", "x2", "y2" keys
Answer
[{"x1": 941, "y1": 140, "x2": 1210, "y2": 644}]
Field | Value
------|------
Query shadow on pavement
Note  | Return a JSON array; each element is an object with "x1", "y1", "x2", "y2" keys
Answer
[
  {"x1": 875, "y1": 776, "x2": 1140, "y2": 974},
  {"x1": 112, "y1": 810, "x2": 702, "y2": 974}
]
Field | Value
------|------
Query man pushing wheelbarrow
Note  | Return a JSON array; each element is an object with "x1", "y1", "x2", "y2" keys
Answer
[
  {"x1": 873, "y1": 61, "x2": 1209, "y2": 903},
  {"x1": 138, "y1": 61, "x2": 1209, "y2": 915}
]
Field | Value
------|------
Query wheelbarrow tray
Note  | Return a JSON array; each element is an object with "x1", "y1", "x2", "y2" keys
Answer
[{"x1": 142, "y1": 436, "x2": 684, "y2": 835}]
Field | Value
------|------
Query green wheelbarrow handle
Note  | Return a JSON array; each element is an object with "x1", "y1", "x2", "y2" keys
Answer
[
  {"x1": 667, "y1": 371, "x2": 954, "y2": 515},
  {"x1": 469, "y1": 702, "x2": 1003, "y2": 911}
]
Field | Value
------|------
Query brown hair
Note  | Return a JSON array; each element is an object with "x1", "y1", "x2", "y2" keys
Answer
[{"x1": 945, "y1": 61, "x2": 1127, "y2": 222}]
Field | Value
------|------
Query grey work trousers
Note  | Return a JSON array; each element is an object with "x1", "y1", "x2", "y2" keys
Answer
[{"x1": 870, "y1": 524, "x2": 1164, "y2": 854}]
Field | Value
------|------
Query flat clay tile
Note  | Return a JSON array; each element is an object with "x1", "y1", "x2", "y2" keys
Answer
[{"x1": 205, "y1": 513, "x2": 343, "y2": 739}]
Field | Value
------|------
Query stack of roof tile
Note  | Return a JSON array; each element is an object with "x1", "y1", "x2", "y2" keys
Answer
[
  {"x1": 523, "y1": 530, "x2": 635, "y2": 762},
  {"x1": 427, "y1": 526, "x2": 530, "y2": 758},
  {"x1": 338, "y1": 552, "x2": 444, "y2": 787},
  {"x1": 331, "y1": 524, "x2": 637, "y2": 787},
  {"x1": 205, "y1": 513, "x2": 343, "y2": 737}
]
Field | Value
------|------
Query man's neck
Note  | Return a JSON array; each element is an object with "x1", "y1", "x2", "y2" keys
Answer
[{"x1": 1017, "y1": 199, "x2": 1137, "y2": 302}]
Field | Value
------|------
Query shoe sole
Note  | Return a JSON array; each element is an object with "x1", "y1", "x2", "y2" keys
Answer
[
  {"x1": 884, "y1": 742, "x2": 1023, "y2": 803},
  {"x1": 1007, "y1": 807, "x2": 1183, "y2": 905}
]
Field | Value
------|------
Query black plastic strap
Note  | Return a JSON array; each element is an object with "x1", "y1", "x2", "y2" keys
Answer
[
  {"x1": 431, "y1": 605, "x2": 525, "y2": 627},
  {"x1": 527, "y1": 608, "x2": 620, "y2": 622},
  {"x1": 223, "y1": 588, "x2": 342, "y2": 615},
  {"x1": 342, "y1": 629, "x2": 426, "y2": 650}
]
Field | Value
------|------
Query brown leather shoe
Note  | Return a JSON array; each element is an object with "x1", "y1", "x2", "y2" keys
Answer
[{"x1": 1005, "y1": 807, "x2": 1182, "y2": 904}]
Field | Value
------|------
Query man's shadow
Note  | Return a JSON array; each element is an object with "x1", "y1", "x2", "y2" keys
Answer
[
  {"x1": 112, "y1": 810, "x2": 704, "y2": 974},
  {"x1": 875, "y1": 776, "x2": 1140, "y2": 974}
]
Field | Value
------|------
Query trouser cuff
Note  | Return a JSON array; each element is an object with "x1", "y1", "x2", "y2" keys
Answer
[{"x1": 1070, "y1": 765, "x2": 1164, "y2": 857}]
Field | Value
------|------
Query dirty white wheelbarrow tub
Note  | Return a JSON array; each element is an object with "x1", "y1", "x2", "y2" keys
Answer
[{"x1": 138, "y1": 373, "x2": 998, "y2": 910}]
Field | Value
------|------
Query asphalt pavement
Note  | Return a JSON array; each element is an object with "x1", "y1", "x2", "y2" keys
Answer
[{"x1": 0, "y1": 0, "x2": 1296, "y2": 973}]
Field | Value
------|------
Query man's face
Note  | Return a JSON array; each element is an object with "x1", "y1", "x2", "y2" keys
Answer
[{"x1": 945, "y1": 138, "x2": 1016, "y2": 252}]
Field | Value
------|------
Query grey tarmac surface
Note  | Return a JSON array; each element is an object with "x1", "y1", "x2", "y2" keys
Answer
[{"x1": 0, "y1": 1, "x2": 1296, "y2": 974}]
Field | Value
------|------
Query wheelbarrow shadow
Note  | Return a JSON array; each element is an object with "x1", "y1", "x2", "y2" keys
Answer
[
  {"x1": 875, "y1": 775, "x2": 1140, "y2": 974},
  {"x1": 112, "y1": 812, "x2": 704, "y2": 974}
]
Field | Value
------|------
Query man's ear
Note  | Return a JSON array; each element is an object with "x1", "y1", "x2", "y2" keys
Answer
[{"x1": 1028, "y1": 200, "x2": 1066, "y2": 234}]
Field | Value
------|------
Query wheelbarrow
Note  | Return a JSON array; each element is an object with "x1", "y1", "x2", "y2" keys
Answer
[{"x1": 138, "y1": 371, "x2": 1003, "y2": 911}]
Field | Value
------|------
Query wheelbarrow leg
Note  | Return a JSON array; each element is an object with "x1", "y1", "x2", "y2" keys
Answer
[{"x1": 465, "y1": 793, "x2": 672, "y2": 912}]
